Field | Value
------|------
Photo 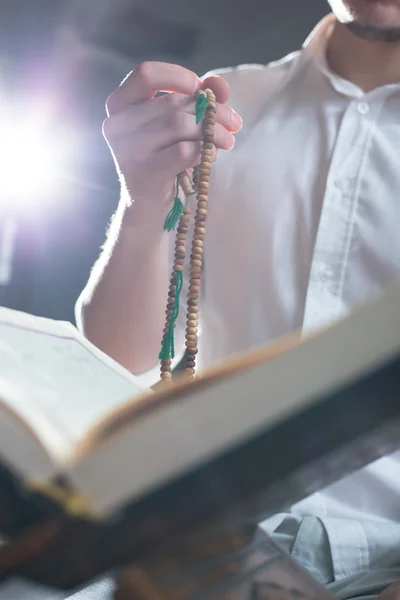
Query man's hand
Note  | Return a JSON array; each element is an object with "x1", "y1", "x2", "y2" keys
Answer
[
  {"x1": 103, "y1": 62, "x2": 242, "y2": 213},
  {"x1": 77, "y1": 62, "x2": 242, "y2": 374}
]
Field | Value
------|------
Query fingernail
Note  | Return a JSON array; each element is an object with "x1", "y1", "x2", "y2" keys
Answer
[{"x1": 231, "y1": 109, "x2": 243, "y2": 130}]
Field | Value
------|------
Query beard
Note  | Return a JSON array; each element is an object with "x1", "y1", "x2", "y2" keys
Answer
[{"x1": 346, "y1": 20, "x2": 400, "y2": 41}]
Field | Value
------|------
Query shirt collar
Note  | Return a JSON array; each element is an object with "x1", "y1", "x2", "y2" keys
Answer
[{"x1": 300, "y1": 13, "x2": 366, "y2": 98}]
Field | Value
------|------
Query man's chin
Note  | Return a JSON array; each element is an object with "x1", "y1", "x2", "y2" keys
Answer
[
  {"x1": 346, "y1": 20, "x2": 400, "y2": 42},
  {"x1": 335, "y1": 0, "x2": 400, "y2": 37}
]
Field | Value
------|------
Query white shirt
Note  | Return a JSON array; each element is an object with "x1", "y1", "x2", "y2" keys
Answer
[{"x1": 152, "y1": 13, "x2": 400, "y2": 529}]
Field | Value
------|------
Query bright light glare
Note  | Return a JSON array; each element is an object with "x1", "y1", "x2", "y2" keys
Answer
[{"x1": 0, "y1": 120, "x2": 60, "y2": 209}]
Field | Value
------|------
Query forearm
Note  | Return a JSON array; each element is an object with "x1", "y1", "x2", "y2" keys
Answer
[{"x1": 76, "y1": 196, "x2": 169, "y2": 374}]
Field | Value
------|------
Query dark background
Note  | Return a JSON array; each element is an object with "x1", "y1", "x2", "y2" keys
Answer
[{"x1": 0, "y1": 0, "x2": 328, "y2": 324}]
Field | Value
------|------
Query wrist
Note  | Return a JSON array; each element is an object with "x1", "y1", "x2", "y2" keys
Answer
[{"x1": 117, "y1": 196, "x2": 170, "y2": 253}]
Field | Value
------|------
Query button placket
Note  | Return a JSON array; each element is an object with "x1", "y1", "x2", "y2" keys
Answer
[{"x1": 302, "y1": 99, "x2": 380, "y2": 333}]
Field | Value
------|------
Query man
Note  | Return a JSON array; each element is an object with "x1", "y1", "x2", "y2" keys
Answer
[{"x1": 77, "y1": 0, "x2": 400, "y2": 597}]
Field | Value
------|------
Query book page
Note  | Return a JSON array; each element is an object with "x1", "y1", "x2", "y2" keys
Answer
[{"x1": 0, "y1": 308, "x2": 147, "y2": 463}]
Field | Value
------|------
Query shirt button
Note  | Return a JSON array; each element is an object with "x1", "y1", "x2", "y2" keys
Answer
[
  {"x1": 356, "y1": 102, "x2": 369, "y2": 115},
  {"x1": 319, "y1": 267, "x2": 334, "y2": 282},
  {"x1": 334, "y1": 180, "x2": 347, "y2": 191}
]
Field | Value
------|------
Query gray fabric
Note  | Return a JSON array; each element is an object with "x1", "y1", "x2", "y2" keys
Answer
[
  {"x1": 0, "y1": 578, "x2": 115, "y2": 600},
  {"x1": 259, "y1": 513, "x2": 400, "y2": 600},
  {"x1": 3, "y1": 515, "x2": 400, "y2": 599}
]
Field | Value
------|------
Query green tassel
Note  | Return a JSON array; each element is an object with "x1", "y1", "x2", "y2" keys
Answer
[
  {"x1": 159, "y1": 270, "x2": 183, "y2": 361},
  {"x1": 196, "y1": 93, "x2": 209, "y2": 124},
  {"x1": 163, "y1": 196, "x2": 184, "y2": 232}
]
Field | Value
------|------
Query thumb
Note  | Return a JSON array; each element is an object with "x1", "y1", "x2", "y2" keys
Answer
[{"x1": 201, "y1": 75, "x2": 230, "y2": 104}]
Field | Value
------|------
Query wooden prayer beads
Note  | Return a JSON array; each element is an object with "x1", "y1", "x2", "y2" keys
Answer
[{"x1": 160, "y1": 89, "x2": 216, "y2": 384}]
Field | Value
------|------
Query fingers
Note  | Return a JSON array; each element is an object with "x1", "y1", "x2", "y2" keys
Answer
[
  {"x1": 103, "y1": 93, "x2": 242, "y2": 143},
  {"x1": 106, "y1": 62, "x2": 201, "y2": 115},
  {"x1": 148, "y1": 113, "x2": 236, "y2": 152},
  {"x1": 152, "y1": 142, "x2": 219, "y2": 178},
  {"x1": 108, "y1": 112, "x2": 234, "y2": 165},
  {"x1": 103, "y1": 62, "x2": 241, "y2": 202},
  {"x1": 201, "y1": 75, "x2": 230, "y2": 104}
]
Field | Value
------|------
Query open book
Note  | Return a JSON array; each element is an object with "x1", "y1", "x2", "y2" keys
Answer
[
  {"x1": 0, "y1": 284, "x2": 400, "y2": 590},
  {"x1": 1, "y1": 285, "x2": 400, "y2": 519}
]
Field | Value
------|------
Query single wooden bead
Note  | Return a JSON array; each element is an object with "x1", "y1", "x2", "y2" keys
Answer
[
  {"x1": 194, "y1": 227, "x2": 206, "y2": 234},
  {"x1": 199, "y1": 172, "x2": 211, "y2": 181},
  {"x1": 188, "y1": 306, "x2": 199, "y2": 314},
  {"x1": 190, "y1": 257, "x2": 203, "y2": 267},
  {"x1": 177, "y1": 225, "x2": 188, "y2": 234},
  {"x1": 165, "y1": 309, "x2": 173, "y2": 317},
  {"x1": 189, "y1": 277, "x2": 201, "y2": 285},
  {"x1": 197, "y1": 201, "x2": 207, "y2": 211},
  {"x1": 187, "y1": 309, "x2": 199, "y2": 317},
  {"x1": 186, "y1": 321, "x2": 198, "y2": 329},
  {"x1": 199, "y1": 174, "x2": 211, "y2": 183},
  {"x1": 188, "y1": 290, "x2": 199, "y2": 298},
  {"x1": 196, "y1": 208, "x2": 208, "y2": 217},
  {"x1": 184, "y1": 367, "x2": 196, "y2": 376},
  {"x1": 186, "y1": 327, "x2": 197, "y2": 335},
  {"x1": 175, "y1": 244, "x2": 186, "y2": 253},
  {"x1": 190, "y1": 259, "x2": 202, "y2": 268},
  {"x1": 201, "y1": 161, "x2": 213, "y2": 169},
  {"x1": 198, "y1": 181, "x2": 209, "y2": 190},
  {"x1": 161, "y1": 363, "x2": 172, "y2": 372},
  {"x1": 193, "y1": 238, "x2": 204, "y2": 247},
  {"x1": 195, "y1": 216, "x2": 206, "y2": 224},
  {"x1": 188, "y1": 289, "x2": 200, "y2": 297},
  {"x1": 190, "y1": 254, "x2": 203, "y2": 263},
  {"x1": 161, "y1": 371, "x2": 173, "y2": 380},
  {"x1": 203, "y1": 136, "x2": 214, "y2": 144},
  {"x1": 196, "y1": 194, "x2": 208, "y2": 203},
  {"x1": 174, "y1": 264, "x2": 184, "y2": 271},
  {"x1": 186, "y1": 347, "x2": 198, "y2": 355},
  {"x1": 185, "y1": 358, "x2": 196, "y2": 367},
  {"x1": 188, "y1": 301, "x2": 198, "y2": 310},
  {"x1": 185, "y1": 335, "x2": 197, "y2": 343},
  {"x1": 202, "y1": 149, "x2": 214, "y2": 157}
]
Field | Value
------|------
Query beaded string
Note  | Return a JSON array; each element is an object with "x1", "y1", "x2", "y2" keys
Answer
[{"x1": 159, "y1": 89, "x2": 216, "y2": 385}]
